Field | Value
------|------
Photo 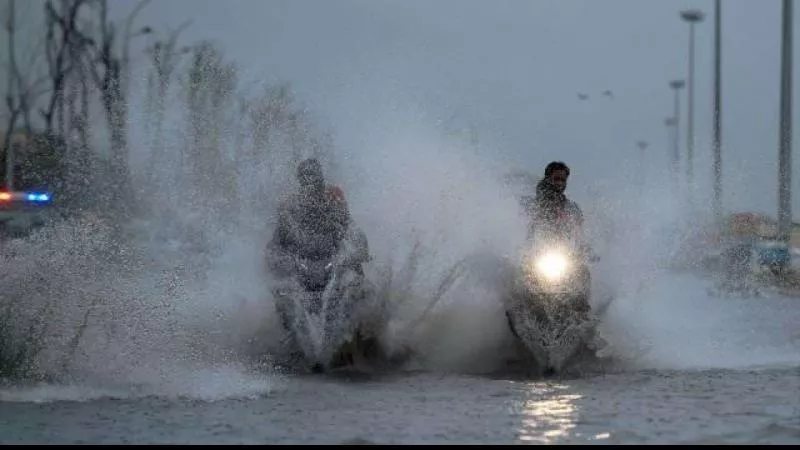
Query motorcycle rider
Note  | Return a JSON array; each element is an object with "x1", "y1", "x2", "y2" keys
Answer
[
  {"x1": 505, "y1": 161, "x2": 603, "y2": 370},
  {"x1": 522, "y1": 161, "x2": 593, "y2": 310},
  {"x1": 267, "y1": 157, "x2": 368, "y2": 275},
  {"x1": 521, "y1": 161, "x2": 586, "y2": 244},
  {"x1": 266, "y1": 158, "x2": 375, "y2": 370}
]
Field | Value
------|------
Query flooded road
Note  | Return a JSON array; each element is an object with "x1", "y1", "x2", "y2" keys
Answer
[{"x1": 1, "y1": 273, "x2": 799, "y2": 444}]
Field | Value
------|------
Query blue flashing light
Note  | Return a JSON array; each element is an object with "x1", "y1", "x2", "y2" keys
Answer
[{"x1": 26, "y1": 192, "x2": 51, "y2": 203}]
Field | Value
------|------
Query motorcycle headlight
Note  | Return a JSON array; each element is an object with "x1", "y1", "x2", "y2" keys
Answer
[{"x1": 534, "y1": 251, "x2": 569, "y2": 281}]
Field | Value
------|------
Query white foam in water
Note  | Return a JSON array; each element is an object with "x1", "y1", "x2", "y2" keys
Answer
[
  {"x1": 0, "y1": 365, "x2": 276, "y2": 403},
  {"x1": 0, "y1": 384, "x2": 133, "y2": 404}
]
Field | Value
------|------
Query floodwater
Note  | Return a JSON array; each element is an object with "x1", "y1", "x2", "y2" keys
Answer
[{"x1": 1, "y1": 273, "x2": 799, "y2": 445}]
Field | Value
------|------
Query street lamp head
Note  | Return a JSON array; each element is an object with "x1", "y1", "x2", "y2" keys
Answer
[
  {"x1": 665, "y1": 117, "x2": 676, "y2": 126},
  {"x1": 669, "y1": 79, "x2": 686, "y2": 90},
  {"x1": 680, "y1": 9, "x2": 705, "y2": 23},
  {"x1": 637, "y1": 141, "x2": 648, "y2": 150}
]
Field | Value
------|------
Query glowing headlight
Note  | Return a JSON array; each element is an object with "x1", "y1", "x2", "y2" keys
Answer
[{"x1": 535, "y1": 252, "x2": 569, "y2": 280}]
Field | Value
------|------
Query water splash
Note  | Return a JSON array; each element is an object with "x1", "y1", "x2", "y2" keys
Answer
[{"x1": 587, "y1": 182, "x2": 800, "y2": 371}]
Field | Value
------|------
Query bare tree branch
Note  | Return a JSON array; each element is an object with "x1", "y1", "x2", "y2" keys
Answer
[
  {"x1": 3, "y1": 0, "x2": 19, "y2": 190},
  {"x1": 122, "y1": 0, "x2": 152, "y2": 77},
  {"x1": 41, "y1": 0, "x2": 87, "y2": 132}
]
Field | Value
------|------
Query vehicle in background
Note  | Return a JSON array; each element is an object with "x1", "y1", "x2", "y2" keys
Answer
[
  {"x1": 0, "y1": 190, "x2": 57, "y2": 240},
  {"x1": 753, "y1": 239, "x2": 791, "y2": 276}
]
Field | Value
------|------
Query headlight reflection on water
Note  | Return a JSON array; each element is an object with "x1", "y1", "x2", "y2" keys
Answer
[
  {"x1": 514, "y1": 385, "x2": 615, "y2": 444},
  {"x1": 517, "y1": 386, "x2": 581, "y2": 443}
]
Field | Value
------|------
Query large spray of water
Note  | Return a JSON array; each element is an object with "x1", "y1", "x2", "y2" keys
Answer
[
  {"x1": 584, "y1": 174, "x2": 800, "y2": 371},
  {"x1": 2, "y1": 31, "x2": 797, "y2": 408},
  {"x1": 0, "y1": 51, "x2": 308, "y2": 399},
  {"x1": 1, "y1": 66, "x2": 537, "y2": 395},
  {"x1": 334, "y1": 112, "x2": 532, "y2": 373}
]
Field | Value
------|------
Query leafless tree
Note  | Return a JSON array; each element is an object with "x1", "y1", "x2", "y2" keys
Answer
[
  {"x1": 62, "y1": 0, "x2": 152, "y2": 212},
  {"x1": 2, "y1": 0, "x2": 52, "y2": 190},
  {"x1": 183, "y1": 41, "x2": 238, "y2": 207},
  {"x1": 40, "y1": 0, "x2": 83, "y2": 136}
]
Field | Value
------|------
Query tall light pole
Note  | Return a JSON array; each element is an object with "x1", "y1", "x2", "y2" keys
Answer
[
  {"x1": 669, "y1": 79, "x2": 685, "y2": 181},
  {"x1": 777, "y1": 0, "x2": 794, "y2": 245},
  {"x1": 665, "y1": 117, "x2": 677, "y2": 182},
  {"x1": 712, "y1": 0, "x2": 723, "y2": 219},
  {"x1": 637, "y1": 140, "x2": 649, "y2": 188},
  {"x1": 680, "y1": 9, "x2": 705, "y2": 194}
]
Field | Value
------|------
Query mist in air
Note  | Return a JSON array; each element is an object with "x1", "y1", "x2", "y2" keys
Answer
[{"x1": 1, "y1": 0, "x2": 798, "y2": 403}]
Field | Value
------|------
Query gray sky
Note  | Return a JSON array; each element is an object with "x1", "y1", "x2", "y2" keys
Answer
[{"x1": 8, "y1": 0, "x2": 798, "y2": 217}]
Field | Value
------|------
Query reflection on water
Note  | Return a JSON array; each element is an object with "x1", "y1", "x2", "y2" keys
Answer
[
  {"x1": 513, "y1": 383, "x2": 582, "y2": 444},
  {"x1": 0, "y1": 369, "x2": 798, "y2": 444},
  {"x1": 511, "y1": 367, "x2": 800, "y2": 445}
]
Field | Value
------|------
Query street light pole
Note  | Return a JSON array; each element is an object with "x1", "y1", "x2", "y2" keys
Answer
[
  {"x1": 669, "y1": 79, "x2": 685, "y2": 181},
  {"x1": 665, "y1": 117, "x2": 677, "y2": 181},
  {"x1": 712, "y1": 0, "x2": 723, "y2": 219},
  {"x1": 778, "y1": 0, "x2": 794, "y2": 245},
  {"x1": 680, "y1": 9, "x2": 705, "y2": 196},
  {"x1": 637, "y1": 140, "x2": 648, "y2": 188}
]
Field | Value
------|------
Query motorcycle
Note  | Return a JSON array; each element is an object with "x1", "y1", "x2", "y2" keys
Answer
[
  {"x1": 504, "y1": 229, "x2": 600, "y2": 375},
  {"x1": 270, "y1": 227, "x2": 386, "y2": 373}
]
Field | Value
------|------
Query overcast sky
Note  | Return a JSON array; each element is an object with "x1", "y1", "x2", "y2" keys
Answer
[{"x1": 5, "y1": 0, "x2": 798, "y2": 217}]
